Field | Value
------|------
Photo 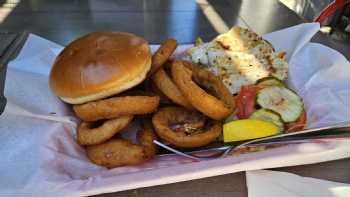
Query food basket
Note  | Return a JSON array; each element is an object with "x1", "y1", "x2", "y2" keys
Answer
[{"x1": 1, "y1": 23, "x2": 350, "y2": 197}]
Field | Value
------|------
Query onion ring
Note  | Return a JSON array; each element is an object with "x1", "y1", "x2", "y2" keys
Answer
[
  {"x1": 86, "y1": 119, "x2": 157, "y2": 168},
  {"x1": 148, "y1": 38, "x2": 177, "y2": 76},
  {"x1": 171, "y1": 60, "x2": 235, "y2": 120},
  {"x1": 170, "y1": 112, "x2": 206, "y2": 134},
  {"x1": 144, "y1": 78, "x2": 173, "y2": 105},
  {"x1": 152, "y1": 67, "x2": 193, "y2": 109},
  {"x1": 77, "y1": 115, "x2": 133, "y2": 145},
  {"x1": 152, "y1": 107, "x2": 222, "y2": 148},
  {"x1": 73, "y1": 95, "x2": 160, "y2": 121}
]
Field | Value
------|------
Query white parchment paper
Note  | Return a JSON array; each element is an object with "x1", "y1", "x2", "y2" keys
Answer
[
  {"x1": 246, "y1": 170, "x2": 350, "y2": 197},
  {"x1": 1, "y1": 23, "x2": 350, "y2": 197}
]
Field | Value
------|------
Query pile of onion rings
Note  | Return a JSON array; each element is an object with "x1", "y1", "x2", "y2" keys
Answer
[
  {"x1": 152, "y1": 66, "x2": 193, "y2": 109},
  {"x1": 171, "y1": 60, "x2": 235, "y2": 120},
  {"x1": 72, "y1": 38, "x2": 236, "y2": 168}
]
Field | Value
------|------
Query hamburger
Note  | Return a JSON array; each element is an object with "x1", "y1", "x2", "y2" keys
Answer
[{"x1": 49, "y1": 32, "x2": 152, "y2": 104}]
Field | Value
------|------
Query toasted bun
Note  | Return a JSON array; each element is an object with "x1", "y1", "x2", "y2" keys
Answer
[{"x1": 49, "y1": 32, "x2": 151, "y2": 104}]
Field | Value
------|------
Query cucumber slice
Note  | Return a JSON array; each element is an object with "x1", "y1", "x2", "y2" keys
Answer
[
  {"x1": 257, "y1": 86, "x2": 303, "y2": 123},
  {"x1": 250, "y1": 109, "x2": 284, "y2": 131},
  {"x1": 256, "y1": 76, "x2": 284, "y2": 88}
]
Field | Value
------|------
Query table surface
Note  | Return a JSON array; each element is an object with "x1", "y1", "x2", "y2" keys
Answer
[{"x1": 1, "y1": 0, "x2": 349, "y2": 196}]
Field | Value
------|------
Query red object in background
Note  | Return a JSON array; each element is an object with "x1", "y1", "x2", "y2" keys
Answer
[
  {"x1": 315, "y1": 0, "x2": 350, "y2": 23},
  {"x1": 236, "y1": 85, "x2": 257, "y2": 119}
]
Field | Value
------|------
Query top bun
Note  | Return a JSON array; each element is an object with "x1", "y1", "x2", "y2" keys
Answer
[{"x1": 49, "y1": 32, "x2": 151, "y2": 104}]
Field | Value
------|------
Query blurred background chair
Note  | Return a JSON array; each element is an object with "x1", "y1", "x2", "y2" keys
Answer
[
  {"x1": 280, "y1": 0, "x2": 350, "y2": 42},
  {"x1": 315, "y1": 0, "x2": 350, "y2": 24}
]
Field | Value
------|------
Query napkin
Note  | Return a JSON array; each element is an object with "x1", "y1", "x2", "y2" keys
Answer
[
  {"x1": 1, "y1": 23, "x2": 350, "y2": 196},
  {"x1": 246, "y1": 170, "x2": 350, "y2": 197}
]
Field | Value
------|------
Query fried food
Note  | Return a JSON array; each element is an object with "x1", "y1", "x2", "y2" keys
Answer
[
  {"x1": 77, "y1": 115, "x2": 133, "y2": 145},
  {"x1": 73, "y1": 95, "x2": 160, "y2": 121},
  {"x1": 152, "y1": 107, "x2": 222, "y2": 148},
  {"x1": 148, "y1": 38, "x2": 177, "y2": 76},
  {"x1": 152, "y1": 67, "x2": 193, "y2": 109},
  {"x1": 86, "y1": 120, "x2": 158, "y2": 168},
  {"x1": 139, "y1": 120, "x2": 158, "y2": 157},
  {"x1": 87, "y1": 139, "x2": 146, "y2": 168},
  {"x1": 171, "y1": 60, "x2": 235, "y2": 120},
  {"x1": 144, "y1": 78, "x2": 173, "y2": 104},
  {"x1": 170, "y1": 112, "x2": 206, "y2": 134}
]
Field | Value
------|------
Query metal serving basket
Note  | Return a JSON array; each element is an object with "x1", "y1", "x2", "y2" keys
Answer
[{"x1": 0, "y1": 31, "x2": 28, "y2": 115}]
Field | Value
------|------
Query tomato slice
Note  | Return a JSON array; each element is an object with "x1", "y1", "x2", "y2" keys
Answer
[
  {"x1": 236, "y1": 85, "x2": 258, "y2": 119},
  {"x1": 285, "y1": 111, "x2": 307, "y2": 132}
]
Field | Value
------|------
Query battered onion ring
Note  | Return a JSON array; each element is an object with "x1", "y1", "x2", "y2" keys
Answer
[
  {"x1": 170, "y1": 111, "x2": 205, "y2": 134},
  {"x1": 86, "y1": 120, "x2": 157, "y2": 168},
  {"x1": 73, "y1": 95, "x2": 160, "y2": 121},
  {"x1": 148, "y1": 38, "x2": 177, "y2": 76},
  {"x1": 77, "y1": 115, "x2": 133, "y2": 145},
  {"x1": 152, "y1": 67, "x2": 193, "y2": 109},
  {"x1": 171, "y1": 60, "x2": 235, "y2": 120},
  {"x1": 152, "y1": 107, "x2": 222, "y2": 148},
  {"x1": 144, "y1": 77, "x2": 173, "y2": 104}
]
